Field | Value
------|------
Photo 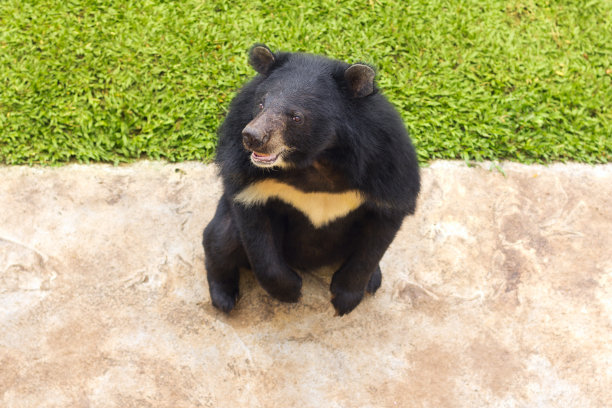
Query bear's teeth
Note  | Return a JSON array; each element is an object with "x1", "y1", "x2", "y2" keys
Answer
[{"x1": 252, "y1": 152, "x2": 278, "y2": 162}]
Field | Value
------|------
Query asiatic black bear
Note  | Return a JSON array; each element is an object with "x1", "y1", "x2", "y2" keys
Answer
[{"x1": 203, "y1": 44, "x2": 420, "y2": 315}]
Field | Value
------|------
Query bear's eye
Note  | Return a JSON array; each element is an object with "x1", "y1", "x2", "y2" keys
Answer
[
  {"x1": 292, "y1": 115, "x2": 302, "y2": 123},
  {"x1": 258, "y1": 103, "x2": 264, "y2": 110}
]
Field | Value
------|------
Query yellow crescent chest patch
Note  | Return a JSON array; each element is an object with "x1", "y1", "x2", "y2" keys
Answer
[{"x1": 234, "y1": 179, "x2": 364, "y2": 228}]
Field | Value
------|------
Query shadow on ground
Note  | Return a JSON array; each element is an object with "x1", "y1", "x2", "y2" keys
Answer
[{"x1": 1, "y1": 161, "x2": 611, "y2": 407}]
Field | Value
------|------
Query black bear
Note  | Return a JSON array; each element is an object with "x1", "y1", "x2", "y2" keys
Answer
[{"x1": 203, "y1": 44, "x2": 420, "y2": 315}]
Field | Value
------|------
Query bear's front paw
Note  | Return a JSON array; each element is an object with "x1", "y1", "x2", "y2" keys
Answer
[
  {"x1": 209, "y1": 281, "x2": 239, "y2": 313},
  {"x1": 331, "y1": 288, "x2": 365, "y2": 316},
  {"x1": 259, "y1": 268, "x2": 302, "y2": 303}
]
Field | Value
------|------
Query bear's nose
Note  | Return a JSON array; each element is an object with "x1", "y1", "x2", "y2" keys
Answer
[{"x1": 242, "y1": 126, "x2": 268, "y2": 151}]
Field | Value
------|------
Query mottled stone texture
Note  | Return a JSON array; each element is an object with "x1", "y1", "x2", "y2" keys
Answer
[{"x1": 1, "y1": 161, "x2": 611, "y2": 407}]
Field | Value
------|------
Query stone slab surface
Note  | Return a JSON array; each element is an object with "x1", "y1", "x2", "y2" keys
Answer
[{"x1": 1, "y1": 161, "x2": 611, "y2": 407}]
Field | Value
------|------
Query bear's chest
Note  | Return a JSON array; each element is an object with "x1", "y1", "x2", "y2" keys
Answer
[{"x1": 234, "y1": 179, "x2": 364, "y2": 228}]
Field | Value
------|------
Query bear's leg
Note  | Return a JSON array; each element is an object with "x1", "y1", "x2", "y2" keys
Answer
[
  {"x1": 203, "y1": 197, "x2": 249, "y2": 313},
  {"x1": 331, "y1": 262, "x2": 378, "y2": 316},
  {"x1": 331, "y1": 212, "x2": 403, "y2": 315},
  {"x1": 366, "y1": 265, "x2": 382, "y2": 294},
  {"x1": 232, "y1": 204, "x2": 302, "y2": 303}
]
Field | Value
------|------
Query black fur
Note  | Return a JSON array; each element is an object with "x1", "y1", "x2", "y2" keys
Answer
[{"x1": 203, "y1": 44, "x2": 420, "y2": 315}]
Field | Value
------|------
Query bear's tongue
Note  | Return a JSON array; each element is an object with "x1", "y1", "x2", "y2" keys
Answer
[{"x1": 252, "y1": 152, "x2": 278, "y2": 163}]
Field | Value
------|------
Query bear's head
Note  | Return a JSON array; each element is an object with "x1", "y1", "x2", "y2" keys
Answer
[{"x1": 241, "y1": 44, "x2": 376, "y2": 169}]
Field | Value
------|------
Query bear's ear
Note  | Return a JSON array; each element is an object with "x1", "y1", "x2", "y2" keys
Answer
[
  {"x1": 249, "y1": 44, "x2": 276, "y2": 75},
  {"x1": 344, "y1": 64, "x2": 376, "y2": 98}
]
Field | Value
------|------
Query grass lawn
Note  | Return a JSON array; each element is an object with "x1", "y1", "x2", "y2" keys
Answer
[{"x1": 1, "y1": 0, "x2": 611, "y2": 165}]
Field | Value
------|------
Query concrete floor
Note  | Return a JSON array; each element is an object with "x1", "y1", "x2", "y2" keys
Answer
[{"x1": 1, "y1": 161, "x2": 611, "y2": 407}]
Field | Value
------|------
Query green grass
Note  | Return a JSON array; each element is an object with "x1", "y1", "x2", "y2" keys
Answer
[{"x1": 1, "y1": 0, "x2": 611, "y2": 165}]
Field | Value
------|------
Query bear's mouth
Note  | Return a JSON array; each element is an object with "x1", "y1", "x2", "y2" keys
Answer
[{"x1": 251, "y1": 151, "x2": 281, "y2": 166}]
